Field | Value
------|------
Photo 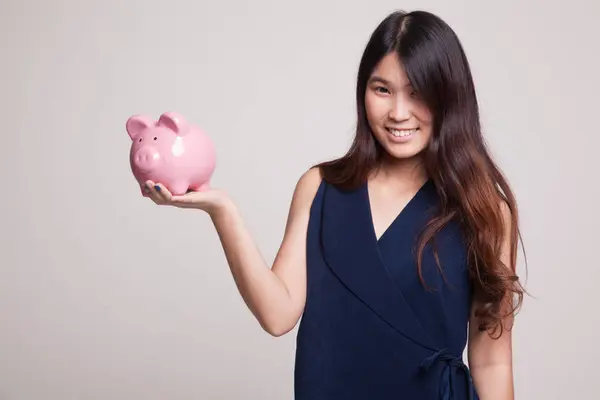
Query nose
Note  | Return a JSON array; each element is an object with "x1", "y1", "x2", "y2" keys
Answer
[
  {"x1": 134, "y1": 147, "x2": 160, "y2": 171},
  {"x1": 388, "y1": 97, "x2": 411, "y2": 121}
]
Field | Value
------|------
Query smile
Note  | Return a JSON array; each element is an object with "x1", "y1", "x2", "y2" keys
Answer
[{"x1": 386, "y1": 128, "x2": 419, "y2": 137}]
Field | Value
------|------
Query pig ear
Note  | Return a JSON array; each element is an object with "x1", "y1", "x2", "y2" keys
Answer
[
  {"x1": 126, "y1": 115, "x2": 154, "y2": 140},
  {"x1": 158, "y1": 112, "x2": 190, "y2": 136}
]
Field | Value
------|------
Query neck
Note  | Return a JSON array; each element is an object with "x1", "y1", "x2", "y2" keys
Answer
[{"x1": 371, "y1": 153, "x2": 428, "y2": 188}]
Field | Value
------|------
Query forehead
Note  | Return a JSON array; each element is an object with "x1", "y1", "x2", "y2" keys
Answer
[{"x1": 369, "y1": 52, "x2": 411, "y2": 87}]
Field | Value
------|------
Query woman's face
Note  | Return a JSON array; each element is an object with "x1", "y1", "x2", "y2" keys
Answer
[{"x1": 365, "y1": 52, "x2": 433, "y2": 161}]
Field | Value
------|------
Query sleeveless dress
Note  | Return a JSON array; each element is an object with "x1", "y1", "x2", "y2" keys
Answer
[{"x1": 294, "y1": 178, "x2": 479, "y2": 400}]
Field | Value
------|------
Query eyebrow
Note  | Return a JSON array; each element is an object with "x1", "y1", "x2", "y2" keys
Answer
[{"x1": 368, "y1": 76, "x2": 413, "y2": 88}]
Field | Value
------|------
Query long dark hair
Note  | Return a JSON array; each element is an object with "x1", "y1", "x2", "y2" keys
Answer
[{"x1": 315, "y1": 10, "x2": 526, "y2": 338}]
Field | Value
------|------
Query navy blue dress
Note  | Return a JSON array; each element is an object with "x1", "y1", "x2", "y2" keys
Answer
[{"x1": 294, "y1": 178, "x2": 478, "y2": 399}]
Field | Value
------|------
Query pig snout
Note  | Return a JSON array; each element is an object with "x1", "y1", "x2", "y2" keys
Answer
[{"x1": 133, "y1": 147, "x2": 160, "y2": 171}]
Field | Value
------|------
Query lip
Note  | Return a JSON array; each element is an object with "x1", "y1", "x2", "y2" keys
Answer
[
  {"x1": 386, "y1": 127, "x2": 419, "y2": 143},
  {"x1": 386, "y1": 127, "x2": 419, "y2": 131}
]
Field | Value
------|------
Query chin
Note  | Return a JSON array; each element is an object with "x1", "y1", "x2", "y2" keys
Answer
[
  {"x1": 375, "y1": 132, "x2": 429, "y2": 161},
  {"x1": 384, "y1": 146, "x2": 427, "y2": 160}
]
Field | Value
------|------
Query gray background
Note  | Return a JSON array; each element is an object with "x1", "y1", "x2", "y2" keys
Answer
[{"x1": 1, "y1": 0, "x2": 598, "y2": 398}]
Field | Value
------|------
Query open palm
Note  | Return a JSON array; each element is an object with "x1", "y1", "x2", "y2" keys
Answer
[{"x1": 143, "y1": 180, "x2": 229, "y2": 214}]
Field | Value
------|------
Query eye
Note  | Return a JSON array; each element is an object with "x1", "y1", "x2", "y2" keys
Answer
[
  {"x1": 138, "y1": 138, "x2": 142, "y2": 142},
  {"x1": 374, "y1": 86, "x2": 390, "y2": 94},
  {"x1": 153, "y1": 137, "x2": 157, "y2": 140}
]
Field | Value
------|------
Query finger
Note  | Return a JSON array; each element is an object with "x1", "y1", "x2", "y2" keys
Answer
[
  {"x1": 144, "y1": 181, "x2": 165, "y2": 205},
  {"x1": 153, "y1": 183, "x2": 173, "y2": 204}
]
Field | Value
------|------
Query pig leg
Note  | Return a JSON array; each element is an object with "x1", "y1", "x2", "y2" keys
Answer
[
  {"x1": 169, "y1": 181, "x2": 190, "y2": 196},
  {"x1": 190, "y1": 182, "x2": 210, "y2": 192}
]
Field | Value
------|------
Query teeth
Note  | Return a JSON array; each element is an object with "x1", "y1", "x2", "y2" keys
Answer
[{"x1": 389, "y1": 128, "x2": 418, "y2": 137}]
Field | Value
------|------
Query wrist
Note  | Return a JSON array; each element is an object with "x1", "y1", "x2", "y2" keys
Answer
[{"x1": 207, "y1": 195, "x2": 236, "y2": 220}]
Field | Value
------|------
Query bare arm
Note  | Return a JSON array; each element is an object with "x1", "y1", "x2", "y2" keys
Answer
[
  {"x1": 207, "y1": 167, "x2": 322, "y2": 336},
  {"x1": 468, "y1": 202, "x2": 516, "y2": 399},
  {"x1": 468, "y1": 306, "x2": 514, "y2": 399}
]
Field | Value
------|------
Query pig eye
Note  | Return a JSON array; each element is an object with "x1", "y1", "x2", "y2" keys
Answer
[
  {"x1": 138, "y1": 138, "x2": 142, "y2": 142},
  {"x1": 153, "y1": 137, "x2": 157, "y2": 140}
]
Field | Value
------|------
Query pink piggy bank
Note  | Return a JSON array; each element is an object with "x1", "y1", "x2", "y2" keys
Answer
[{"x1": 126, "y1": 111, "x2": 216, "y2": 196}]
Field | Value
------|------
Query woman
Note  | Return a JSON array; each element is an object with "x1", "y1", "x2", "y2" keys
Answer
[{"x1": 144, "y1": 9, "x2": 525, "y2": 400}]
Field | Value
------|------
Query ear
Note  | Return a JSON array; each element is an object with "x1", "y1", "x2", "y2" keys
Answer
[
  {"x1": 126, "y1": 115, "x2": 154, "y2": 140},
  {"x1": 158, "y1": 112, "x2": 190, "y2": 136}
]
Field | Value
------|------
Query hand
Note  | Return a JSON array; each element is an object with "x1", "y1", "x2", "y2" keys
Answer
[{"x1": 143, "y1": 180, "x2": 231, "y2": 216}]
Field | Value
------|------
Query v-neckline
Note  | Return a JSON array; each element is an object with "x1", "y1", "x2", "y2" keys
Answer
[
  {"x1": 364, "y1": 179, "x2": 431, "y2": 244},
  {"x1": 317, "y1": 177, "x2": 439, "y2": 350}
]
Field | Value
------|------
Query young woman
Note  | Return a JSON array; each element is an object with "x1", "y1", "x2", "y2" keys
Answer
[{"x1": 143, "y1": 9, "x2": 524, "y2": 400}]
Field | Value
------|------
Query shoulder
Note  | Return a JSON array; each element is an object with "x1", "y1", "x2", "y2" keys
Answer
[
  {"x1": 498, "y1": 199, "x2": 514, "y2": 239},
  {"x1": 497, "y1": 198, "x2": 516, "y2": 267},
  {"x1": 292, "y1": 167, "x2": 324, "y2": 208},
  {"x1": 297, "y1": 166, "x2": 323, "y2": 189},
  {"x1": 498, "y1": 198, "x2": 511, "y2": 219}
]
